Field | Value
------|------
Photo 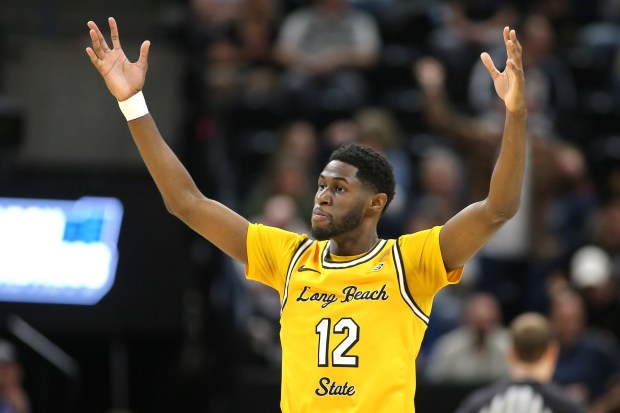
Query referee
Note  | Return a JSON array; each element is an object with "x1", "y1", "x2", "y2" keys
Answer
[{"x1": 455, "y1": 313, "x2": 586, "y2": 413}]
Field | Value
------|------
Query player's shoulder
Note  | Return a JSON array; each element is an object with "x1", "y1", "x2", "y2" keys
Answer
[
  {"x1": 397, "y1": 226, "x2": 442, "y2": 246},
  {"x1": 248, "y1": 222, "x2": 310, "y2": 248},
  {"x1": 401, "y1": 226, "x2": 442, "y2": 238}
]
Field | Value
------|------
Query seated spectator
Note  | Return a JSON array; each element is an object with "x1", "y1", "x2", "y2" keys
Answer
[
  {"x1": 456, "y1": 313, "x2": 586, "y2": 413},
  {"x1": 425, "y1": 293, "x2": 510, "y2": 384},
  {"x1": 550, "y1": 289, "x2": 620, "y2": 411},
  {"x1": 274, "y1": 0, "x2": 381, "y2": 115},
  {"x1": 569, "y1": 245, "x2": 620, "y2": 344}
]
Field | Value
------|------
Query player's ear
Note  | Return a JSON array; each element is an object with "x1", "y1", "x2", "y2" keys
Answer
[{"x1": 369, "y1": 193, "x2": 387, "y2": 213}]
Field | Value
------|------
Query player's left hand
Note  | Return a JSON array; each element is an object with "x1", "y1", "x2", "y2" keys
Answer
[{"x1": 480, "y1": 27, "x2": 525, "y2": 114}]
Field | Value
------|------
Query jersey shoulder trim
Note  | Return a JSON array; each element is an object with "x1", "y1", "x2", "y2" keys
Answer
[
  {"x1": 392, "y1": 242, "x2": 430, "y2": 325},
  {"x1": 281, "y1": 238, "x2": 314, "y2": 313}
]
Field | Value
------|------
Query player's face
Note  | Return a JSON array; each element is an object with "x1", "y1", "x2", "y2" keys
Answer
[{"x1": 311, "y1": 161, "x2": 370, "y2": 240}]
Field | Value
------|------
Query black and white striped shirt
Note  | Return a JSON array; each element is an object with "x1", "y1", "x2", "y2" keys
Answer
[{"x1": 455, "y1": 380, "x2": 586, "y2": 413}]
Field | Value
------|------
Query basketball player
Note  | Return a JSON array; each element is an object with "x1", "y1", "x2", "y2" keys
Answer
[
  {"x1": 455, "y1": 313, "x2": 586, "y2": 413},
  {"x1": 85, "y1": 17, "x2": 526, "y2": 413}
]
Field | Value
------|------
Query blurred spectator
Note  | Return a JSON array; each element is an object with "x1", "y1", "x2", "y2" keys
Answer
[
  {"x1": 592, "y1": 197, "x2": 620, "y2": 277},
  {"x1": 415, "y1": 56, "x2": 502, "y2": 203},
  {"x1": 192, "y1": 0, "x2": 243, "y2": 27},
  {"x1": 569, "y1": 245, "x2": 620, "y2": 344},
  {"x1": 417, "y1": 261, "x2": 479, "y2": 371},
  {"x1": 425, "y1": 293, "x2": 510, "y2": 384},
  {"x1": 428, "y1": 0, "x2": 518, "y2": 97},
  {"x1": 354, "y1": 106, "x2": 413, "y2": 236},
  {"x1": 321, "y1": 118, "x2": 361, "y2": 149},
  {"x1": 242, "y1": 120, "x2": 319, "y2": 222},
  {"x1": 273, "y1": 120, "x2": 320, "y2": 174},
  {"x1": 238, "y1": 0, "x2": 281, "y2": 65},
  {"x1": 274, "y1": 0, "x2": 381, "y2": 114},
  {"x1": 245, "y1": 193, "x2": 311, "y2": 364},
  {"x1": 415, "y1": 55, "x2": 544, "y2": 320},
  {"x1": 355, "y1": 107, "x2": 411, "y2": 196},
  {"x1": 532, "y1": 142, "x2": 596, "y2": 274},
  {"x1": 528, "y1": 0, "x2": 609, "y2": 43},
  {"x1": 193, "y1": 0, "x2": 281, "y2": 113},
  {"x1": 317, "y1": 117, "x2": 363, "y2": 168},
  {"x1": 550, "y1": 290, "x2": 620, "y2": 411},
  {"x1": 467, "y1": 13, "x2": 578, "y2": 139},
  {"x1": 406, "y1": 147, "x2": 465, "y2": 234},
  {"x1": 0, "y1": 340, "x2": 29, "y2": 413},
  {"x1": 233, "y1": 0, "x2": 282, "y2": 109},
  {"x1": 243, "y1": 156, "x2": 314, "y2": 222},
  {"x1": 230, "y1": 192, "x2": 312, "y2": 366},
  {"x1": 409, "y1": 148, "x2": 471, "y2": 368},
  {"x1": 251, "y1": 193, "x2": 309, "y2": 235},
  {"x1": 456, "y1": 312, "x2": 586, "y2": 413},
  {"x1": 435, "y1": 0, "x2": 518, "y2": 50}
]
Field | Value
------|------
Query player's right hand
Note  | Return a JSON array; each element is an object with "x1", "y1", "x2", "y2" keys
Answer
[{"x1": 85, "y1": 17, "x2": 150, "y2": 102}]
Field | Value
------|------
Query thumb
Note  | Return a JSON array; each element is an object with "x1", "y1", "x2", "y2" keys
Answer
[
  {"x1": 137, "y1": 40, "x2": 150, "y2": 67},
  {"x1": 480, "y1": 52, "x2": 499, "y2": 80}
]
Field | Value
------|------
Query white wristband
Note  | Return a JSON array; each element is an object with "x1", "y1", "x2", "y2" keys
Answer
[{"x1": 118, "y1": 91, "x2": 149, "y2": 121}]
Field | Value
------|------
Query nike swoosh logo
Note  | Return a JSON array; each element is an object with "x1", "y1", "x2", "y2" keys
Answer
[{"x1": 298, "y1": 265, "x2": 320, "y2": 274}]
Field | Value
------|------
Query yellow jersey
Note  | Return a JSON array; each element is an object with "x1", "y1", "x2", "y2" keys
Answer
[{"x1": 245, "y1": 223, "x2": 462, "y2": 413}]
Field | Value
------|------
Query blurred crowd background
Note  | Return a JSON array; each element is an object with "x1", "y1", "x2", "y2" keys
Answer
[{"x1": 1, "y1": 0, "x2": 620, "y2": 412}]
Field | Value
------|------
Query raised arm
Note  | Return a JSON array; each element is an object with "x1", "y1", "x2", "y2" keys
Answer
[
  {"x1": 86, "y1": 17, "x2": 249, "y2": 264},
  {"x1": 439, "y1": 27, "x2": 527, "y2": 272}
]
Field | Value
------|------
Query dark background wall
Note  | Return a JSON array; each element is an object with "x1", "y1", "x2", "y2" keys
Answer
[{"x1": 0, "y1": 2, "x2": 207, "y2": 411}]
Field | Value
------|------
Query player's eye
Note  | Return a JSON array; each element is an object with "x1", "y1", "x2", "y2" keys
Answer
[{"x1": 335, "y1": 186, "x2": 345, "y2": 193}]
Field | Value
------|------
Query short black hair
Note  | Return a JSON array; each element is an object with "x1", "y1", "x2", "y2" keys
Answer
[{"x1": 329, "y1": 143, "x2": 396, "y2": 212}]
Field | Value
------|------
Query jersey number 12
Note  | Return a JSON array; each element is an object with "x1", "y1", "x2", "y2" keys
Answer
[{"x1": 315, "y1": 318, "x2": 359, "y2": 367}]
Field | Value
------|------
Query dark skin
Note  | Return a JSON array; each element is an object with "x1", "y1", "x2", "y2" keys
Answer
[
  {"x1": 311, "y1": 161, "x2": 386, "y2": 255},
  {"x1": 86, "y1": 18, "x2": 526, "y2": 273}
]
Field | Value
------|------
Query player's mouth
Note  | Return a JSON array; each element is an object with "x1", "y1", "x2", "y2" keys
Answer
[{"x1": 311, "y1": 208, "x2": 331, "y2": 224}]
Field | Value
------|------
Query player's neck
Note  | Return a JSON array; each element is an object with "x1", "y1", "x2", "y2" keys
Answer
[{"x1": 329, "y1": 231, "x2": 379, "y2": 257}]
